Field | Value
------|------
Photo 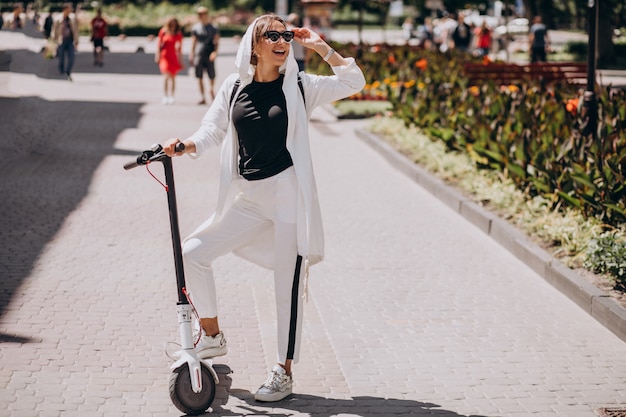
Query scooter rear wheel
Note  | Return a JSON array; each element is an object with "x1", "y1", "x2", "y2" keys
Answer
[{"x1": 169, "y1": 362, "x2": 216, "y2": 415}]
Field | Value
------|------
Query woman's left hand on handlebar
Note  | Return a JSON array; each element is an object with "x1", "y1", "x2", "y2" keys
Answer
[{"x1": 163, "y1": 138, "x2": 184, "y2": 157}]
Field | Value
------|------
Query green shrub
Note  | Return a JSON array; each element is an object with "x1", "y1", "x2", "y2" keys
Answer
[
  {"x1": 584, "y1": 232, "x2": 626, "y2": 290},
  {"x1": 81, "y1": 2, "x2": 246, "y2": 37},
  {"x1": 565, "y1": 41, "x2": 587, "y2": 59},
  {"x1": 566, "y1": 41, "x2": 626, "y2": 67},
  {"x1": 334, "y1": 100, "x2": 392, "y2": 119}
]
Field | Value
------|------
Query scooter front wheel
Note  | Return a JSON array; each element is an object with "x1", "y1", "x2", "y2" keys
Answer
[{"x1": 169, "y1": 362, "x2": 216, "y2": 415}]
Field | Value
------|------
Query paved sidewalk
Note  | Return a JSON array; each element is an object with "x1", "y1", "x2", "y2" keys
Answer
[{"x1": 1, "y1": 30, "x2": 626, "y2": 417}]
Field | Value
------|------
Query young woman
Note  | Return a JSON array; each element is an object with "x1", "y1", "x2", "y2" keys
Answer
[
  {"x1": 474, "y1": 21, "x2": 492, "y2": 57},
  {"x1": 163, "y1": 14, "x2": 365, "y2": 402},
  {"x1": 156, "y1": 17, "x2": 183, "y2": 104}
]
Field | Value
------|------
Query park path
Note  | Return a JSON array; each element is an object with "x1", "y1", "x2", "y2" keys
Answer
[{"x1": 0, "y1": 28, "x2": 625, "y2": 417}]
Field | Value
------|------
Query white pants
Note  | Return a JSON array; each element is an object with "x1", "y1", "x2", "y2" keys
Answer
[{"x1": 182, "y1": 166, "x2": 305, "y2": 364}]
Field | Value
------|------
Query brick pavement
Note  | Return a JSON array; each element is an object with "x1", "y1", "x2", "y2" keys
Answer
[{"x1": 1, "y1": 29, "x2": 626, "y2": 417}]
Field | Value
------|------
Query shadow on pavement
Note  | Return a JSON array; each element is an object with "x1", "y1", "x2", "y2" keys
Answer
[
  {"x1": 2, "y1": 20, "x2": 167, "y2": 77},
  {"x1": 201, "y1": 390, "x2": 487, "y2": 417},
  {"x1": 7, "y1": 48, "x2": 178, "y2": 77},
  {"x1": 0, "y1": 95, "x2": 143, "y2": 341}
]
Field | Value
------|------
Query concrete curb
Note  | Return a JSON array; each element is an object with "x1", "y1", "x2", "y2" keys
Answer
[{"x1": 355, "y1": 127, "x2": 626, "y2": 343}]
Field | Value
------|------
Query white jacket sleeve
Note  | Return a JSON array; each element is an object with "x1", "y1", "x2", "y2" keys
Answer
[
  {"x1": 184, "y1": 75, "x2": 238, "y2": 157},
  {"x1": 300, "y1": 57, "x2": 366, "y2": 110}
]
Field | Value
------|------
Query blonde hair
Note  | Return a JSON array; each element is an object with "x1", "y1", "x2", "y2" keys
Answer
[{"x1": 250, "y1": 14, "x2": 287, "y2": 66}]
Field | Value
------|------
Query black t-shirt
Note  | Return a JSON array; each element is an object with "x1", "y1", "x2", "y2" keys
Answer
[
  {"x1": 232, "y1": 75, "x2": 293, "y2": 180},
  {"x1": 452, "y1": 23, "x2": 471, "y2": 49},
  {"x1": 530, "y1": 23, "x2": 547, "y2": 48},
  {"x1": 192, "y1": 22, "x2": 217, "y2": 56}
]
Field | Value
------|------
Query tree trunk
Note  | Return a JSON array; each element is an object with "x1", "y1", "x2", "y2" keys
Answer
[
  {"x1": 522, "y1": 0, "x2": 537, "y2": 19},
  {"x1": 597, "y1": 0, "x2": 615, "y2": 67},
  {"x1": 522, "y1": 0, "x2": 559, "y2": 28},
  {"x1": 538, "y1": 1, "x2": 558, "y2": 28}
]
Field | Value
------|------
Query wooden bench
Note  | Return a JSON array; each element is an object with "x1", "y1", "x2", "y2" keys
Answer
[{"x1": 464, "y1": 62, "x2": 588, "y2": 86}]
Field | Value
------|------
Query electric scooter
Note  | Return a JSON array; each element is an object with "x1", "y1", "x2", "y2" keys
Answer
[{"x1": 124, "y1": 144, "x2": 218, "y2": 415}]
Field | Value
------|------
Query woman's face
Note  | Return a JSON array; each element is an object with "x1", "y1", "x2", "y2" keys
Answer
[{"x1": 254, "y1": 20, "x2": 291, "y2": 67}]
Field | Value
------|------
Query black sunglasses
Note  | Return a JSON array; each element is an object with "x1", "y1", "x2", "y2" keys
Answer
[{"x1": 264, "y1": 30, "x2": 295, "y2": 43}]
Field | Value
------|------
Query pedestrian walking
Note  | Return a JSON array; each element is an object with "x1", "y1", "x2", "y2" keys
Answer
[
  {"x1": 11, "y1": 4, "x2": 23, "y2": 29},
  {"x1": 401, "y1": 16, "x2": 415, "y2": 44},
  {"x1": 529, "y1": 15, "x2": 550, "y2": 63},
  {"x1": 156, "y1": 17, "x2": 183, "y2": 104},
  {"x1": 451, "y1": 13, "x2": 472, "y2": 53},
  {"x1": 52, "y1": 3, "x2": 78, "y2": 81},
  {"x1": 189, "y1": 7, "x2": 219, "y2": 105},
  {"x1": 162, "y1": 14, "x2": 364, "y2": 402},
  {"x1": 91, "y1": 8, "x2": 107, "y2": 67},
  {"x1": 474, "y1": 21, "x2": 492, "y2": 57},
  {"x1": 415, "y1": 16, "x2": 434, "y2": 50},
  {"x1": 43, "y1": 12, "x2": 53, "y2": 39},
  {"x1": 434, "y1": 13, "x2": 456, "y2": 52}
]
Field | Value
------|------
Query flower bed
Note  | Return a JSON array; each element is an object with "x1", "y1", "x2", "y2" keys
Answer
[
  {"x1": 311, "y1": 42, "x2": 626, "y2": 289},
  {"x1": 311, "y1": 43, "x2": 626, "y2": 227}
]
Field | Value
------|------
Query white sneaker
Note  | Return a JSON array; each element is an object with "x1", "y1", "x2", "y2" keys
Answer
[
  {"x1": 195, "y1": 330, "x2": 227, "y2": 359},
  {"x1": 167, "y1": 96, "x2": 175, "y2": 105},
  {"x1": 254, "y1": 365, "x2": 293, "y2": 402},
  {"x1": 162, "y1": 96, "x2": 168, "y2": 105}
]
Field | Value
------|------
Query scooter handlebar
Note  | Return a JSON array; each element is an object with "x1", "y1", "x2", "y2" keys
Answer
[
  {"x1": 123, "y1": 142, "x2": 185, "y2": 170},
  {"x1": 123, "y1": 158, "x2": 141, "y2": 170}
]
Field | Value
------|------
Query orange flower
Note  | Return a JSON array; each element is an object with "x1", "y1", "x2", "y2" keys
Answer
[
  {"x1": 482, "y1": 55, "x2": 491, "y2": 65},
  {"x1": 388, "y1": 53, "x2": 396, "y2": 64},
  {"x1": 415, "y1": 58, "x2": 427, "y2": 70},
  {"x1": 469, "y1": 86, "x2": 480, "y2": 97},
  {"x1": 566, "y1": 98, "x2": 579, "y2": 116}
]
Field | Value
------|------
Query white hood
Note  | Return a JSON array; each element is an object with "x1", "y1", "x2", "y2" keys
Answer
[{"x1": 234, "y1": 16, "x2": 299, "y2": 86}]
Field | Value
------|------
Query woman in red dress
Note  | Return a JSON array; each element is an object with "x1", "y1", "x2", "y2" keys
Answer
[
  {"x1": 474, "y1": 21, "x2": 492, "y2": 58},
  {"x1": 156, "y1": 17, "x2": 183, "y2": 104}
]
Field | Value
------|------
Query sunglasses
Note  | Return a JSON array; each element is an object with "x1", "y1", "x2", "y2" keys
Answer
[{"x1": 264, "y1": 30, "x2": 295, "y2": 43}]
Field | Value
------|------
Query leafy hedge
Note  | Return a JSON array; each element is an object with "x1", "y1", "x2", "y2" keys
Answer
[
  {"x1": 79, "y1": 3, "x2": 247, "y2": 38},
  {"x1": 311, "y1": 43, "x2": 626, "y2": 227}
]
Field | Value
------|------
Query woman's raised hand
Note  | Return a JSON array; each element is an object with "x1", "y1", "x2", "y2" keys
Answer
[{"x1": 292, "y1": 27, "x2": 323, "y2": 49}]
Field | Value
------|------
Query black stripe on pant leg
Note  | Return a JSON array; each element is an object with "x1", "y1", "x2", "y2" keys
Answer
[{"x1": 286, "y1": 255, "x2": 302, "y2": 360}]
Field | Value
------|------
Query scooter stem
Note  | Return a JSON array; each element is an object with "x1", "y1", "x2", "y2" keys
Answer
[{"x1": 161, "y1": 156, "x2": 188, "y2": 304}]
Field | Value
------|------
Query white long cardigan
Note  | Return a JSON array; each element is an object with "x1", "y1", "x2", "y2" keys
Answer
[{"x1": 184, "y1": 18, "x2": 366, "y2": 272}]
